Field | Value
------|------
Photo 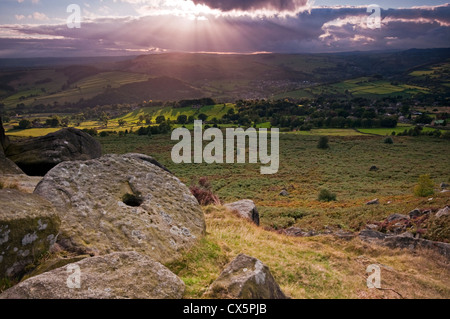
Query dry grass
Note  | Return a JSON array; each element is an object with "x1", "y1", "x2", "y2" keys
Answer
[{"x1": 166, "y1": 205, "x2": 450, "y2": 299}]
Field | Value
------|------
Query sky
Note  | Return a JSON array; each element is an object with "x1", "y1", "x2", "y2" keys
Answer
[{"x1": 0, "y1": 0, "x2": 449, "y2": 57}]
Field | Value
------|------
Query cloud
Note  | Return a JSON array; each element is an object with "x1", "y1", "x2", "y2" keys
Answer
[
  {"x1": 191, "y1": 0, "x2": 308, "y2": 12},
  {"x1": 0, "y1": 4, "x2": 449, "y2": 57},
  {"x1": 29, "y1": 12, "x2": 49, "y2": 21}
]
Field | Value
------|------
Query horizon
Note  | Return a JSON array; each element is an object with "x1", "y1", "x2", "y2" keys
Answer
[{"x1": 0, "y1": 1, "x2": 449, "y2": 58}]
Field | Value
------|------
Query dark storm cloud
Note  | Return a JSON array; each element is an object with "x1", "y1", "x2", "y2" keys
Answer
[{"x1": 191, "y1": 0, "x2": 308, "y2": 11}]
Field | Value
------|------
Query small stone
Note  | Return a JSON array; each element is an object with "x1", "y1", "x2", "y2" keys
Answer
[
  {"x1": 279, "y1": 189, "x2": 289, "y2": 196},
  {"x1": 366, "y1": 199, "x2": 379, "y2": 205}
]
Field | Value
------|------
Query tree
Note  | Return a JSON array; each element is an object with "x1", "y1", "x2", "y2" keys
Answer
[
  {"x1": 317, "y1": 136, "x2": 329, "y2": 149},
  {"x1": 156, "y1": 115, "x2": 166, "y2": 124},
  {"x1": 197, "y1": 113, "x2": 208, "y2": 121},
  {"x1": 46, "y1": 116, "x2": 60, "y2": 128},
  {"x1": 177, "y1": 114, "x2": 187, "y2": 124},
  {"x1": 18, "y1": 119, "x2": 32, "y2": 129},
  {"x1": 414, "y1": 174, "x2": 435, "y2": 197},
  {"x1": 100, "y1": 112, "x2": 109, "y2": 127},
  {"x1": 118, "y1": 119, "x2": 126, "y2": 127}
]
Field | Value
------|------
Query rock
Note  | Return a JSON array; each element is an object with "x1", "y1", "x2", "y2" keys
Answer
[
  {"x1": 0, "y1": 174, "x2": 42, "y2": 193},
  {"x1": 397, "y1": 232, "x2": 414, "y2": 238},
  {"x1": 0, "y1": 119, "x2": 23, "y2": 174},
  {"x1": 436, "y1": 206, "x2": 449, "y2": 219},
  {"x1": 204, "y1": 254, "x2": 287, "y2": 299},
  {"x1": 333, "y1": 230, "x2": 355, "y2": 240},
  {"x1": 284, "y1": 227, "x2": 306, "y2": 237},
  {"x1": 5, "y1": 128, "x2": 102, "y2": 176},
  {"x1": 440, "y1": 182, "x2": 449, "y2": 189},
  {"x1": 34, "y1": 153, "x2": 205, "y2": 263},
  {"x1": 0, "y1": 156, "x2": 24, "y2": 175},
  {"x1": 386, "y1": 213, "x2": 409, "y2": 222},
  {"x1": 441, "y1": 189, "x2": 450, "y2": 193},
  {"x1": 383, "y1": 236, "x2": 450, "y2": 260},
  {"x1": 0, "y1": 116, "x2": 10, "y2": 151},
  {"x1": 0, "y1": 251, "x2": 185, "y2": 299},
  {"x1": 224, "y1": 199, "x2": 260, "y2": 226},
  {"x1": 359, "y1": 229, "x2": 389, "y2": 241},
  {"x1": 21, "y1": 255, "x2": 90, "y2": 281},
  {"x1": 0, "y1": 189, "x2": 60, "y2": 279},
  {"x1": 366, "y1": 198, "x2": 379, "y2": 205},
  {"x1": 279, "y1": 189, "x2": 289, "y2": 196},
  {"x1": 408, "y1": 208, "x2": 423, "y2": 219},
  {"x1": 369, "y1": 165, "x2": 379, "y2": 171},
  {"x1": 365, "y1": 224, "x2": 379, "y2": 230}
]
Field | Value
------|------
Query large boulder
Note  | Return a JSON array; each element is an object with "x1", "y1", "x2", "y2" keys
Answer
[
  {"x1": 34, "y1": 153, "x2": 205, "y2": 263},
  {"x1": 204, "y1": 254, "x2": 287, "y2": 299},
  {"x1": 224, "y1": 200, "x2": 260, "y2": 226},
  {"x1": 0, "y1": 189, "x2": 60, "y2": 279},
  {"x1": 0, "y1": 251, "x2": 185, "y2": 299},
  {"x1": 5, "y1": 128, "x2": 102, "y2": 176}
]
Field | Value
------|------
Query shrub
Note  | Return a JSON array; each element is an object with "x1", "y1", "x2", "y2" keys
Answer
[
  {"x1": 414, "y1": 174, "x2": 435, "y2": 197},
  {"x1": 442, "y1": 131, "x2": 450, "y2": 140},
  {"x1": 189, "y1": 177, "x2": 220, "y2": 206},
  {"x1": 99, "y1": 131, "x2": 109, "y2": 137},
  {"x1": 18, "y1": 119, "x2": 31, "y2": 129},
  {"x1": 318, "y1": 189, "x2": 337, "y2": 202},
  {"x1": 317, "y1": 136, "x2": 329, "y2": 149},
  {"x1": 384, "y1": 137, "x2": 394, "y2": 144}
]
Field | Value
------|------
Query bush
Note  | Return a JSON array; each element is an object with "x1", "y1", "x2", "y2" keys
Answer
[
  {"x1": 18, "y1": 119, "x2": 31, "y2": 129},
  {"x1": 442, "y1": 131, "x2": 450, "y2": 140},
  {"x1": 318, "y1": 189, "x2": 337, "y2": 202},
  {"x1": 414, "y1": 174, "x2": 435, "y2": 197},
  {"x1": 317, "y1": 136, "x2": 329, "y2": 149},
  {"x1": 189, "y1": 177, "x2": 220, "y2": 206},
  {"x1": 99, "y1": 131, "x2": 109, "y2": 137},
  {"x1": 384, "y1": 137, "x2": 393, "y2": 144}
]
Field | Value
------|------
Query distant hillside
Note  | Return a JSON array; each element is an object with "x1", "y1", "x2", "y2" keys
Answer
[{"x1": 0, "y1": 48, "x2": 449, "y2": 111}]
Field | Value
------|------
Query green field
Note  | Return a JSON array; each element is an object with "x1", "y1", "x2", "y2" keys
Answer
[
  {"x1": 276, "y1": 77, "x2": 430, "y2": 99},
  {"x1": 357, "y1": 126, "x2": 438, "y2": 136}
]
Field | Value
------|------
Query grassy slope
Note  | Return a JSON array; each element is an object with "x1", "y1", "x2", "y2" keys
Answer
[{"x1": 166, "y1": 206, "x2": 450, "y2": 299}]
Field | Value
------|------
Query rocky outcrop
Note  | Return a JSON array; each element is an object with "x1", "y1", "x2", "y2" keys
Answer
[
  {"x1": 0, "y1": 189, "x2": 60, "y2": 279},
  {"x1": 383, "y1": 235, "x2": 450, "y2": 260},
  {"x1": 5, "y1": 128, "x2": 102, "y2": 176},
  {"x1": 224, "y1": 200, "x2": 260, "y2": 226},
  {"x1": 0, "y1": 116, "x2": 10, "y2": 151},
  {"x1": 284, "y1": 227, "x2": 317, "y2": 237},
  {"x1": 386, "y1": 213, "x2": 409, "y2": 222},
  {"x1": 0, "y1": 251, "x2": 185, "y2": 299},
  {"x1": 204, "y1": 254, "x2": 287, "y2": 299},
  {"x1": 359, "y1": 229, "x2": 450, "y2": 260},
  {"x1": 34, "y1": 153, "x2": 205, "y2": 263},
  {"x1": 0, "y1": 118, "x2": 23, "y2": 175}
]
